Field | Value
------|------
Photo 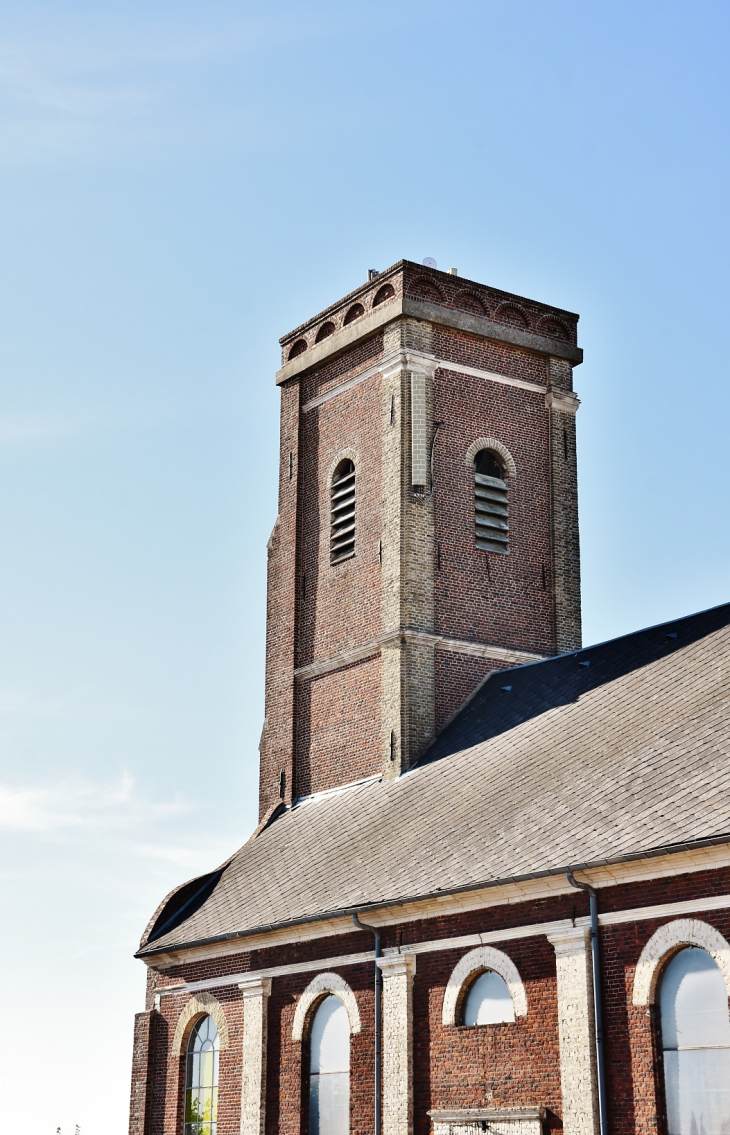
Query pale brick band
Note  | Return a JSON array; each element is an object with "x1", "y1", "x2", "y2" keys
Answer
[
  {"x1": 632, "y1": 917, "x2": 730, "y2": 1005},
  {"x1": 410, "y1": 370, "x2": 429, "y2": 487},
  {"x1": 441, "y1": 945, "x2": 528, "y2": 1025},
  {"x1": 294, "y1": 629, "x2": 543, "y2": 682},
  {"x1": 378, "y1": 954, "x2": 417, "y2": 1135},
  {"x1": 546, "y1": 926, "x2": 599, "y2": 1135},
  {"x1": 171, "y1": 992, "x2": 230, "y2": 1056},
  {"x1": 291, "y1": 971, "x2": 361, "y2": 1041}
]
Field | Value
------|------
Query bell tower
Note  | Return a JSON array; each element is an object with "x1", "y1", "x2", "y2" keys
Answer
[{"x1": 258, "y1": 261, "x2": 582, "y2": 819}]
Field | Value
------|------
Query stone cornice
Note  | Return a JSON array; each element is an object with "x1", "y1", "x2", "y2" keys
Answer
[
  {"x1": 294, "y1": 629, "x2": 545, "y2": 681},
  {"x1": 276, "y1": 299, "x2": 582, "y2": 385},
  {"x1": 300, "y1": 347, "x2": 559, "y2": 414},
  {"x1": 545, "y1": 389, "x2": 581, "y2": 415},
  {"x1": 546, "y1": 924, "x2": 591, "y2": 953},
  {"x1": 238, "y1": 976, "x2": 272, "y2": 997},
  {"x1": 429, "y1": 1109, "x2": 545, "y2": 1123},
  {"x1": 150, "y1": 891, "x2": 730, "y2": 996},
  {"x1": 377, "y1": 953, "x2": 417, "y2": 978}
]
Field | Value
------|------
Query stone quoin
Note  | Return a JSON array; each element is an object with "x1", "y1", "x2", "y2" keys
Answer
[{"x1": 128, "y1": 260, "x2": 730, "y2": 1135}]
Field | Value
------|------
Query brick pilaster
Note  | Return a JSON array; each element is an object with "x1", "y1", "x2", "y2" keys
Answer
[
  {"x1": 377, "y1": 954, "x2": 417, "y2": 1135},
  {"x1": 548, "y1": 357, "x2": 581, "y2": 653},
  {"x1": 128, "y1": 1010, "x2": 154, "y2": 1135}
]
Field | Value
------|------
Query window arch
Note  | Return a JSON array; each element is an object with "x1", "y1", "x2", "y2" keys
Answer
[
  {"x1": 372, "y1": 283, "x2": 395, "y2": 307},
  {"x1": 184, "y1": 1014, "x2": 219, "y2": 1135},
  {"x1": 442, "y1": 945, "x2": 527, "y2": 1025},
  {"x1": 331, "y1": 459, "x2": 356, "y2": 564},
  {"x1": 308, "y1": 994, "x2": 350, "y2": 1135},
  {"x1": 315, "y1": 321, "x2": 336, "y2": 343},
  {"x1": 474, "y1": 448, "x2": 509, "y2": 554},
  {"x1": 659, "y1": 947, "x2": 730, "y2": 1135},
  {"x1": 463, "y1": 970, "x2": 516, "y2": 1025}
]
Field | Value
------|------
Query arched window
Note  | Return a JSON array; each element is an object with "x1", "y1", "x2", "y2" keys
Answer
[
  {"x1": 659, "y1": 946, "x2": 730, "y2": 1135},
  {"x1": 331, "y1": 460, "x2": 356, "y2": 564},
  {"x1": 463, "y1": 970, "x2": 516, "y2": 1026},
  {"x1": 185, "y1": 1015, "x2": 219, "y2": 1135},
  {"x1": 474, "y1": 450, "x2": 509, "y2": 554},
  {"x1": 309, "y1": 994, "x2": 350, "y2": 1135}
]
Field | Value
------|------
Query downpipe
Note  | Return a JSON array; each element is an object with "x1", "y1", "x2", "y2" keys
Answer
[
  {"x1": 567, "y1": 870, "x2": 608, "y2": 1135},
  {"x1": 352, "y1": 914, "x2": 382, "y2": 1135}
]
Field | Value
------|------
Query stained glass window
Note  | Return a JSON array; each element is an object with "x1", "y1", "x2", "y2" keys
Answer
[
  {"x1": 463, "y1": 970, "x2": 515, "y2": 1026},
  {"x1": 185, "y1": 1015, "x2": 219, "y2": 1135},
  {"x1": 309, "y1": 995, "x2": 350, "y2": 1135},
  {"x1": 659, "y1": 946, "x2": 730, "y2": 1135}
]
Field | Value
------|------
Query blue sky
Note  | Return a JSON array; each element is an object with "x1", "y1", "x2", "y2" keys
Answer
[{"x1": 1, "y1": 1, "x2": 728, "y2": 1131}]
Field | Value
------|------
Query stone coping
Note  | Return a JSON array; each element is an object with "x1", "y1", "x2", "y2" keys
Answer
[{"x1": 428, "y1": 1108, "x2": 546, "y2": 1122}]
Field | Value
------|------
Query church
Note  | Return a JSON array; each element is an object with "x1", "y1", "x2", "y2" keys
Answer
[{"x1": 128, "y1": 261, "x2": 730, "y2": 1135}]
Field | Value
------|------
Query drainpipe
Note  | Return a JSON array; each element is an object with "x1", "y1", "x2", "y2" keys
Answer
[
  {"x1": 566, "y1": 870, "x2": 608, "y2": 1135},
  {"x1": 352, "y1": 914, "x2": 382, "y2": 1135}
]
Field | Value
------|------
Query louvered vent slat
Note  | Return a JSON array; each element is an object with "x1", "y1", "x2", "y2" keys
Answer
[
  {"x1": 474, "y1": 459, "x2": 509, "y2": 554},
  {"x1": 331, "y1": 460, "x2": 356, "y2": 563}
]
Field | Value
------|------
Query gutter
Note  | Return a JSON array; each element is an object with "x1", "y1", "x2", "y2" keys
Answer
[
  {"x1": 352, "y1": 915, "x2": 382, "y2": 1135},
  {"x1": 135, "y1": 831, "x2": 730, "y2": 959},
  {"x1": 567, "y1": 870, "x2": 608, "y2": 1135}
]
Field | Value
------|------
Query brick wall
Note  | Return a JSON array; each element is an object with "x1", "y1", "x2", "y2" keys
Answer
[
  {"x1": 128, "y1": 1010, "x2": 154, "y2": 1135},
  {"x1": 432, "y1": 364, "x2": 555, "y2": 657},
  {"x1": 139, "y1": 865, "x2": 730, "y2": 1135},
  {"x1": 259, "y1": 261, "x2": 582, "y2": 816},
  {"x1": 295, "y1": 656, "x2": 382, "y2": 796}
]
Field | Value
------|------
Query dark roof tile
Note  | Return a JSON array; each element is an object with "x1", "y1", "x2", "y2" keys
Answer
[{"x1": 139, "y1": 602, "x2": 730, "y2": 957}]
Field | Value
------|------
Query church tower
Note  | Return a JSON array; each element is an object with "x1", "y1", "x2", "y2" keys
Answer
[{"x1": 259, "y1": 261, "x2": 582, "y2": 819}]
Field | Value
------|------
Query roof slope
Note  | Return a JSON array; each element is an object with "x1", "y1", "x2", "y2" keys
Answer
[{"x1": 139, "y1": 603, "x2": 730, "y2": 957}]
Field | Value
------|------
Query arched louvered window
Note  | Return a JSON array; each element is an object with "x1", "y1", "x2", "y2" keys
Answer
[
  {"x1": 474, "y1": 449, "x2": 509, "y2": 554},
  {"x1": 309, "y1": 995, "x2": 350, "y2": 1135},
  {"x1": 659, "y1": 946, "x2": 730, "y2": 1135},
  {"x1": 463, "y1": 970, "x2": 516, "y2": 1026},
  {"x1": 185, "y1": 1015, "x2": 219, "y2": 1135},
  {"x1": 331, "y1": 460, "x2": 356, "y2": 564}
]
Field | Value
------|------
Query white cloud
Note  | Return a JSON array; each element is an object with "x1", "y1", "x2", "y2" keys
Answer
[{"x1": 0, "y1": 772, "x2": 190, "y2": 832}]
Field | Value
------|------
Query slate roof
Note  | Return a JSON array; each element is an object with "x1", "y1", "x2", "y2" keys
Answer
[{"x1": 138, "y1": 603, "x2": 730, "y2": 957}]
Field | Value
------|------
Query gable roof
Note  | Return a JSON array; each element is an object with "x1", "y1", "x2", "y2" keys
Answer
[{"x1": 138, "y1": 602, "x2": 730, "y2": 958}]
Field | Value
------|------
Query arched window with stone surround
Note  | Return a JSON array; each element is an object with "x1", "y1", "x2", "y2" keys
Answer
[
  {"x1": 442, "y1": 945, "x2": 527, "y2": 1027},
  {"x1": 308, "y1": 994, "x2": 350, "y2": 1135},
  {"x1": 184, "y1": 1015, "x2": 219, "y2": 1135},
  {"x1": 474, "y1": 449, "x2": 509, "y2": 554},
  {"x1": 462, "y1": 970, "x2": 516, "y2": 1026},
  {"x1": 659, "y1": 947, "x2": 730, "y2": 1135},
  {"x1": 330, "y1": 459, "x2": 356, "y2": 564}
]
